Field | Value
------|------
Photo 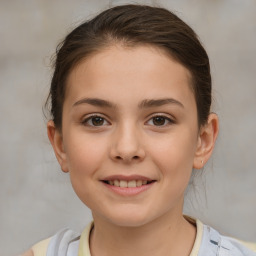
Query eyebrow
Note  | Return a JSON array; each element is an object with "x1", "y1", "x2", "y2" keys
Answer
[
  {"x1": 73, "y1": 97, "x2": 184, "y2": 109},
  {"x1": 73, "y1": 98, "x2": 117, "y2": 109},
  {"x1": 138, "y1": 98, "x2": 184, "y2": 109}
]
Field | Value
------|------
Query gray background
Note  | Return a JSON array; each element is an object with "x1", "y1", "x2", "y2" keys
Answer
[{"x1": 0, "y1": 0, "x2": 255, "y2": 255}]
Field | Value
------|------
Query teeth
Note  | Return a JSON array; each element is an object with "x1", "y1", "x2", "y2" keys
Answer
[
  {"x1": 114, "y1": 180, "x2": 120, "y2": 186},
  {"x1": 128, "y1": 180, "x2": 136, "y2": 187},
  {"x1": 136, "y1": 180, "x2": 142, "y2": 186},
  {"x1": 107, "y1": 180, "x2": 151, "y2": 187},
  {"x1": 120, "y1": 180, "x2": 127, "y2": 187}
]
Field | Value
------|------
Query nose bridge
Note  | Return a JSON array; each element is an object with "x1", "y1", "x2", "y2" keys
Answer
[{"x1": 110, "y1": 119, "x2": 145, "y2": 162}]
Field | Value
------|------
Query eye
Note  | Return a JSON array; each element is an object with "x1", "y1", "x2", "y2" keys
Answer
[
  {"x1": 147, "y1": 115, "x2": 174, "y2": 127},
  {"x1": 82, "y1": 115, "x2": 109, "y2": 127}
]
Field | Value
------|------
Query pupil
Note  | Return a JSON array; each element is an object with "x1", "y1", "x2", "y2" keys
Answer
[
  {"x1": 153, "y1": 116, "x2": 165, "y2": 126},
  {"x1": 92, "y1": 117, "x2": 104, "y2": 126}
]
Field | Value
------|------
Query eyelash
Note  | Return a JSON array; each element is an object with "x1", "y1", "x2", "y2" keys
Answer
[
  {"x1": 81, "y1": 114, "x2": 175, "y2": 127},
  {"x1": 81, "y1": 114, "x2": 110, "y2": 127},
  {"x1": 146, "y1": 114, "x2": 175, "y2": 127}
]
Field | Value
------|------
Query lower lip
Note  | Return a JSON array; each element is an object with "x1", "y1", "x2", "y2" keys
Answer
[{"x1": 102, "y1": 182, "x2": 156, "y2": 196}]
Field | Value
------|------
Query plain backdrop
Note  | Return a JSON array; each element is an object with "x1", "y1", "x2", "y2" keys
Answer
[{"x1": 0, "y1": 0, "x2": 255, "y2": 255}]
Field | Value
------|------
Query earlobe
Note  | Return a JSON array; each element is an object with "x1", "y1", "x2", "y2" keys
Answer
[
  {"x1": 193, "y1": 113, "x2": 219, "y2": 169},
  {"x1": 47, "y1": 120, "x2": 69, "y2": 173}
]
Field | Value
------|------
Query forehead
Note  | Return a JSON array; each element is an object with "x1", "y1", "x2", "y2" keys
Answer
[{"x1": 65, "y1": 45, "x2": 194, "y2": 107}]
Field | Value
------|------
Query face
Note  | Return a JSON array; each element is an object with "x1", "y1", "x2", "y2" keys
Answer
[{"x1": 50, "y1": 45, "x2": 208, "y2": 227}]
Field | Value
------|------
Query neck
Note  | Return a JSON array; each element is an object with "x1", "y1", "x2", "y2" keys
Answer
[{"x1": 89, "y1": 211, "x2": 196, "y2": 256}]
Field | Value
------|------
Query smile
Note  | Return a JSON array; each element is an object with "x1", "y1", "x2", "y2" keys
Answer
[
  {"x1": 103, "y1": 180, "x2": 154, "y2": 187},
  {"x1": 101, "y1": 175, "x2": 156, "y2": 196}
]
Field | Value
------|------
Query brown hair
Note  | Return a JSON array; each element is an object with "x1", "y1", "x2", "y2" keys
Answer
[{"x1": 46, "y1": 4, "x2": 211, "y2": 130}]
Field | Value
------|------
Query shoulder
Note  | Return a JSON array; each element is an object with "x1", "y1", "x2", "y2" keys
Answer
[
  {"x1": 21, "y1": 249, "x2": 34, "y2": 256},
  {"x1": 20, "y1": 237, "x2": 50, "y2": 256},
  {"x1": 20, "y1": 225, "x2": 92, "y2": 256},
  {"x1": 224, "y1": 237, "x2": 256, "y2": 254},
  {"x1": 31, "y1": 237, "x2": 51, "y2": 256},
  {"x1": 239, "y1": 241, "x2": 256, "y2": 252},
  {"x1": 28, "y1": 228, "x2": 80, "y2": 256},
  {"x1": 201, "y1": 223, "x2": 256, "y2": 256}
]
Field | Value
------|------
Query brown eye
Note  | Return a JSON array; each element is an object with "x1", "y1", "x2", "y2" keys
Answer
[
  {"x1": 152, "y1": 116, "x2": 166, "y2": 126},
  {"x1": 91, "y1": 116, "x2": 104, "y2": 126},
  {"x1": 82, "y1": 115, "x2": 109, "y2": 127},
  {"x1": 146, "y1": 115, "x2": 174, "y2": 127}
]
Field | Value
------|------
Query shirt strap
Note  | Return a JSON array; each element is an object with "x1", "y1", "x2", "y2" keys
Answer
[{"x1": 78, "y1": 222, "x2": 94, "y2": 256}]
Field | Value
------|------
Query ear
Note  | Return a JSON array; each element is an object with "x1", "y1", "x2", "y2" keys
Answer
[
  {"x1": 193, "y1": 113, "x2": 219, "y2": 169},
  {"x1": 47, "y1": 120, "x2": 69, "y2": 173}
]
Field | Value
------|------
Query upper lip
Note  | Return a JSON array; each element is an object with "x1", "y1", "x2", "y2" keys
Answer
[{"x1": 101, "y1": 175, "x2": 155, "y2": 181}]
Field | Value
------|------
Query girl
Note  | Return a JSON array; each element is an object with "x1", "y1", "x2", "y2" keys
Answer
[{"x1": 22, "y1": 4, "x2": 256, "y2": 256}]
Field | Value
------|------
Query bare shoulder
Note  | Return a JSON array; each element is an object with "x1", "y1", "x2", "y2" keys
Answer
[
  {"x1": 21, "y1": 249, "x2": 34, "y2": 256},
  {"x1": 19, "y1": 236, "x2": 51, "y2": 256}
]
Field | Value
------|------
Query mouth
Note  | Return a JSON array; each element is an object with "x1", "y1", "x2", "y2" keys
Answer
[
  {"x1": 100, "y1": 175, "x2": 157, "y2": 196},
  {"x1": 102, "y1": 179, "x2": 156, "y2": 188}
]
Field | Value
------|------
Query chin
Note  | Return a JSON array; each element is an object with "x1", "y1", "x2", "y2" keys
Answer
[
  {"x1": 110, "y1": 217, "x2": 151, "y2": 228},
  {"x1": 104, "y1": 209, "x2": 156, "y2": 228}
]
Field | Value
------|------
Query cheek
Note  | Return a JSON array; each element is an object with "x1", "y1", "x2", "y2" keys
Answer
[
  {"x1": 147, "y1": 131, "x2": 197, "y2": 208},
  {"x1": 148, "y1": 128, "x2": 198, "y2": 180},
  {"x1": 64, "y1": 133, "x2": 107, "y2": 177},
  {"x1": 64, "y1": 133, "x2": 109, "y2": 207}
]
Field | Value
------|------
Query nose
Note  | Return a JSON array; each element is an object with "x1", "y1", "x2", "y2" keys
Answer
[{"x1": 110, "y1": 123, "x2": 145, "y2": 164}]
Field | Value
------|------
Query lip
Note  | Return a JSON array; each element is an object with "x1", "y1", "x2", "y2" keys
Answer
[
  {"x1": 101, "y1": 174, "x2": 154, "y2": 182},
  {"x1": 100, "y1": 175, "x2": 157, "y2": 196}
]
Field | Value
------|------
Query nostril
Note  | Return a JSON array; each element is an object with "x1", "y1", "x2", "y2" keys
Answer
[{"x1": 115, "y1": 155, "x2": 140, "y2": 161}]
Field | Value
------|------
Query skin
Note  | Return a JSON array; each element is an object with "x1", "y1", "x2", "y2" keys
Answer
[
  {"x1": 21, "y1": 250, "x2": 33, "y2": 256},
  {"x1": 26, "y1": 45, "x2": 218, "y2": 256}
]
